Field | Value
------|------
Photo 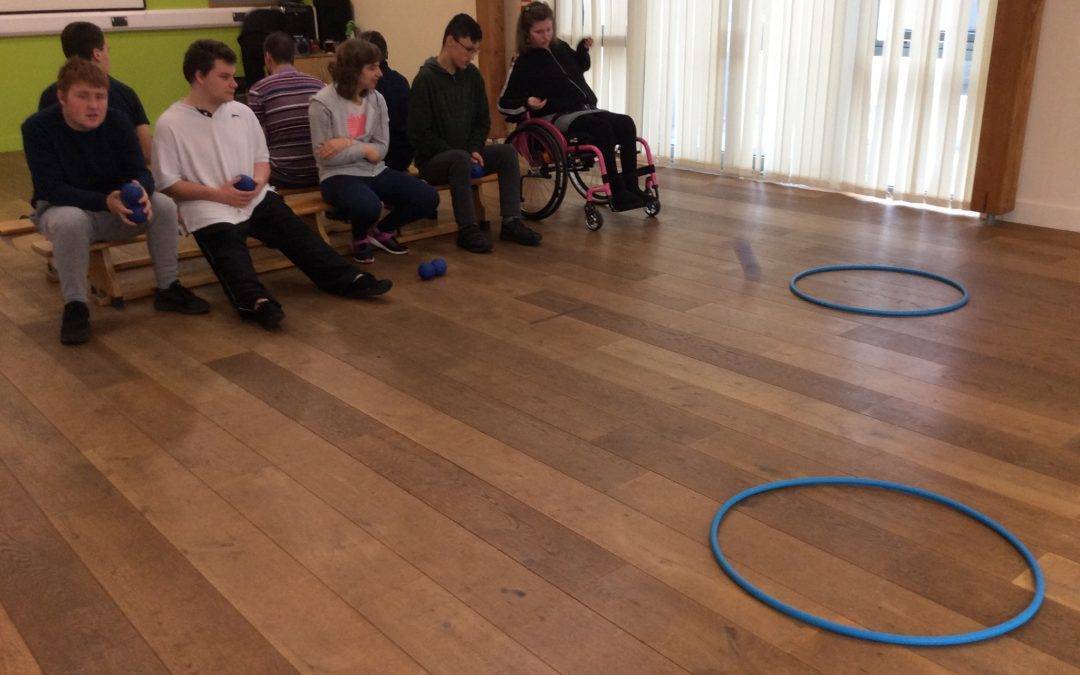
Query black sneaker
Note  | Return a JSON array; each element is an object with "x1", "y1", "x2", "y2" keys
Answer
[
  {"x1": 499, "y1": 218, "x2": 542, "y2": 246},
  {"x1": 457, "y1": 223, "x2": 493, "y2": 253},
  {"x1": 154, "y1": 280, "x2": 211, "y2": 315},
  {"x1": 353, "y1": 239, "x2": 375, "y2": 264},
  {"x1": 242, "y1": 299, "x2": 285, "y2": 331},
  {"x1": 60, "y1": 300, "x2": 90, "y2": 345},
  {"x1": 344, "y1": 272, "x2": 393, "y2": 298},
  {"x1": 367, "y1": 228, "x2": 409, "y2": 255}
]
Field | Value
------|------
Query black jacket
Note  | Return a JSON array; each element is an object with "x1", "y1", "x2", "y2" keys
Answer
[
  {"x1": 375, "y1": 60, "x2": 414, "y2": 171},
  {"x1": 407, "y1": 57, "x2": 490, "y2": 168},
  {"x1": 22, "y1": 105, "x2": 151, "y2": 211},
  {"x1": 498, "y1": 39, "x2": 597, "y2": 121}
]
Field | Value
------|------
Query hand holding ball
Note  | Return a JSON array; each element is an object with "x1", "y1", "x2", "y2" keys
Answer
[
  {"x1": 120, "y1": 183, "x2": 147, "y2": 224},
  {"x1": 234, "y1": 174, "x2": 257, "y2": 191}
]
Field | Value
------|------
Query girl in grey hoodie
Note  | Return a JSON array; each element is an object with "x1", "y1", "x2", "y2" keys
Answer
[{"x1": 310, "y1": 38, "x2": 439, "y2": 262}]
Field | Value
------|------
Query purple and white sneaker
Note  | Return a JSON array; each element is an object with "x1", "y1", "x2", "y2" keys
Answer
[
  {"x1": 353, "y1": 239, "x2": 375, "y2": 264},
  {"x1": 366, "y1": 228, "x2": 409, "y2": 255}
]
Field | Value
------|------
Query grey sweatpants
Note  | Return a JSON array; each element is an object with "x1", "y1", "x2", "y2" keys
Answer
[
  {"x1": 418, "y1": 144, "x2": 521, "y2": 226},
  {"x1": 33, "y1": 192, "x2": 180, "y2": 303}
]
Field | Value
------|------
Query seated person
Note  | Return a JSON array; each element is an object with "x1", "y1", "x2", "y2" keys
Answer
[
  {"x1": 39, "y1": 21, "x2": 152, "y2": 164},
  {"x1": 23, "y1": 58, "x2": 209, "y2": 345},
  {"x1": 310, "y1": 38, "x2": 438, "y2": 263},
  {"x1": 359, "y1": 30, "x2": 414, "y2": 172},
  {"x1": 499, "y1": 2, "x2": 649, "y2": 211},
  {"x1": 408, "y1": 13, "x2": 541, "y2": 253},
  {"x1": 153, "y1": 40, "x2": 392, "y2": 331},
  {"x1": 246, "y1": 31, "x2": 325, "y2": 188}
]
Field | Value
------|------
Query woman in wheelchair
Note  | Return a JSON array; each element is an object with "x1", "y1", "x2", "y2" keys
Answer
[{"x1": 499, "y1": 2, "x2": 650, "y2": 212}]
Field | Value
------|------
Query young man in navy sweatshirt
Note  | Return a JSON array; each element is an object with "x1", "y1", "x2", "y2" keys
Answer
[{"x1": 22, "y1": 58, "x2": 209, "y2": 345}]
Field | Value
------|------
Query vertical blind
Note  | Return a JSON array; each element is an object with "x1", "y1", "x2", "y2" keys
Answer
[{"x1": 551, "y1": 0, "x2": 998, "y2": 207}]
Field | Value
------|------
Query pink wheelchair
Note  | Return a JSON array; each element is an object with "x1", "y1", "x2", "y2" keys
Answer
[{"x1": 506, "y1": 116, "x2": 660, "y2": 231}]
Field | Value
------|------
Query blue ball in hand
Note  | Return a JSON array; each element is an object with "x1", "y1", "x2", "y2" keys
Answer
[
  {"x1": 120, "y1": 183, "x2": 147, "y2": 223},
  {"x1": 234, "y1": 174, "x2": 257, "y2": 191},
  {"x1": 431, "y1": 258, "x2": 447, "y2": 276},
  {"x1": 470, "y1": 163, "x2": 485, "y2": 179},
  {"x1": 418, "y1": 261, "x2": 437, "y2": 281}
]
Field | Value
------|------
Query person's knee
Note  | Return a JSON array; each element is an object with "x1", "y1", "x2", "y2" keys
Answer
[
  {"x1": 39, "y1": 206, "x2": 92, "y2": 242},
  {"x1": 419, "y1": 184, "x2": 440, "y2": 217},
  {"x1": 148, "y1": 192, "x2": 178, "y2": 226},
  {"x1": 355, "y1": 192, "x2": 383, "y2": 226},
  {"x1": 487, "y1": 143, "x2": 518, "y2": 167},
  {"x1": 446, "y1": 149, "x2": 473, "y2": 174}
]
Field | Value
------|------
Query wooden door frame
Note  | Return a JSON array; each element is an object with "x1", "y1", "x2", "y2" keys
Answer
[{"x1": 969, "y1": 0, "x2": 1046, "y2": 216}]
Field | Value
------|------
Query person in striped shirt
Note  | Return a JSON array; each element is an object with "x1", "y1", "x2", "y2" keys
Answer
[{"x1": 246, "y1": 32, "x2": 324, "y2": 189}]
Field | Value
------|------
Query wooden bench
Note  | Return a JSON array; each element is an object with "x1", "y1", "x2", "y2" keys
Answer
[
  {"x1": 27, "y1": 173, "x2": 500, "y2": 307},
  {"x1": 0, "y1": 217, "x2": 35, "y2": 237}
]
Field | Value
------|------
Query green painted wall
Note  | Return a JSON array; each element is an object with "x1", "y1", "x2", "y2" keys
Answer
[{"x1": 0, "y1": 1, "x2": 246, "y2": 152}]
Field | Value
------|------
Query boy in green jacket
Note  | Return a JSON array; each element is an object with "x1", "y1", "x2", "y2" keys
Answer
[{"x1": 408, "y1": 13, "x2": 541, "y2": 253}]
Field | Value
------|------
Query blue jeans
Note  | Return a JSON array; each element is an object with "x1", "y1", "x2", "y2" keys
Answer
[{"x1": 321, "y1": 170, "x2": 439, "y2": 241}]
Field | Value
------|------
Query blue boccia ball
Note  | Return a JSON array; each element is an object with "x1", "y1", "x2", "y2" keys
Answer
[
  {"x1": 418, "y1": 261, "x2": 437, "y2": 281},
  {"x1": 120, "y1": 182, "x2": 143, "y2": 207},
  {"x1": 234, "y1": 174, "x2": 257, "y2": 191},
  {"x1": 431, "y1": 258, "x2": 447, "y2": 276},
  {"x1": 129, "y1": 206, "x2": 147, "y2": 224},
  {"x1": 470, "y1": 163, "x2": 485, "y2": 179}
]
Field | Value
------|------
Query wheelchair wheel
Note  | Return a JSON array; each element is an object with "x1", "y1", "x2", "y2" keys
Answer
[
  {"x1": 567, "y1": 149, "x2": 610, "y2": 205},
  {"x1": 507, "y1": 124, "x2": 567, "y2": 220},
  {"x1": 644, "y1": 186, "x2": 661, "y2": 217},
  {"x1": 584, "y1": 203, "x2": 604, "y2": 231}
]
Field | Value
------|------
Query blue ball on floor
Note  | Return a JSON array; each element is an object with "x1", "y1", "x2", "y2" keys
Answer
[
  {"x1": 234, "y1": 174, "x2": 257, "y2": 191},
  {"x1": 431, "y1": 258, "x2": 447, "y2": 276},
  {"x1": 418, "y1": 261, "x2": 437, "y2": 281},
  {"x1": 470, "y1": 163, "x2": 485, "y2": 179}
]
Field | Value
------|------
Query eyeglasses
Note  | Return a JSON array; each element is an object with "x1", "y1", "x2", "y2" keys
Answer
[{"x1": 454, "y1": 37, "x2": 480, "y2": 56}]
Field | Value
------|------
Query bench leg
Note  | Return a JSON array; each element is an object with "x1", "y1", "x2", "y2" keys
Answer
[
  {"x1": 472, "y1": 184, "x2": 487, "y2": 223},
  {"x1": 312, "y1": 212, "x2": 333, "y2": 245},
  {"x1": 88, "y1": 248, "x2": 124, "y2": 309}
]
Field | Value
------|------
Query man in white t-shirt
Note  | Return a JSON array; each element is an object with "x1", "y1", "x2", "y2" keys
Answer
[{"x1": 153, "y1": 40, "x2": 392, "y2": 330}]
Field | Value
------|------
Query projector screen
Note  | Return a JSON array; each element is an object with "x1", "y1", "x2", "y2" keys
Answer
[{"x1": 0, "y1": 0, "x2": 146, "y2": 13}]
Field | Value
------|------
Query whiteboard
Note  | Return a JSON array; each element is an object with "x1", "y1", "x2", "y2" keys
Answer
[{"x1": 0, "y1": 0, "x2": 146, "y2": 13}]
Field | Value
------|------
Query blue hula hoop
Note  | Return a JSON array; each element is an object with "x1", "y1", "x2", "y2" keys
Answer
[
  {"x1": 709, "y1": 476, "x2": 1045, "y2": 646},
  {"x1": 789, "y1": 264, "x2": 969, "y2": 317}
]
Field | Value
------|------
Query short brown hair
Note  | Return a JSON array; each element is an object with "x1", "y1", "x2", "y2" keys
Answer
[
  {"x1": 57, "y1": 56, "x2": 109, "y2": 92},
  {"x1": 517, "y1": 2, "x2": 555, "y2": 55},
  {"x1": 328, "y1": 38, "x2": 382, "y2": 100},
  {"x1": 263, "y1": 31, "x2": 295, "y2": 65},
  {"x1": 183, "y1": 39, "x2": 237, "y2": 84},
  {"x1": 60, "y1": 22, "x2": 105, "y2": 59},
  {"x1": 358, "y1": 30, "x2": 387, "y2": 60}
]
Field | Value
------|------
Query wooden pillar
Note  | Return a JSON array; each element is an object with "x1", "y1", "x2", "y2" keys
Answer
[
  {"x1": 969, "y1": 0, "x2": 1045, "y2": 215},
  {"x1": 476, "y1": 0, "x2": 509, "y2": 139}
]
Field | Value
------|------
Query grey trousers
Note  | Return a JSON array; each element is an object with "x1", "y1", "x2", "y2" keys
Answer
[
  {"x1": 418, "y1": 144, "x2": 521, "y2": 226},
  {"x1": 34, "y1": 192, "x2": 180, "y2": 303}
]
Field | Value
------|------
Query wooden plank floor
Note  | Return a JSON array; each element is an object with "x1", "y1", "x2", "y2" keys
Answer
[{"x1": 1, "y1": 155, "x2": 1078, "y2": 673}]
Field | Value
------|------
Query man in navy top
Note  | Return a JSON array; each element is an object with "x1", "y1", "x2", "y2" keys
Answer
[
  {"x1": 23, "y1": 58, "x2": 208, "y2": 345},
  {"x1": 38, "y1": 21, "x2": 152, "y2": 163},
  {"x1": 360, "y1": 30, "x2": 414, "y2": 172}
]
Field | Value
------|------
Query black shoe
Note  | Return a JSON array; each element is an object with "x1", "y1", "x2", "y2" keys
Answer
[
  {"x1": 60, "y1": 301, "x2": 90, "y2": 345},
  {"x1": 154, "y1": 280, "x2": 211, "y2": 315},
  {"x1": 609, "y1": 190, "x2": 646, "y2": 212},
  {"x1": 457, "y1": 223, "x2": 493, "y2": 253},
  {"x1": 241, "y1": 299, "x2": 285, "y2": 331},
  {"x1": 352, "y1": 239, "x2": 375, "y2": 264},
  {"x1": 499, "y1": 218, "x2": 542, "y2": 246},
  {"x1": 343, "y1": 272, "x2": 393, "y2": 299}
]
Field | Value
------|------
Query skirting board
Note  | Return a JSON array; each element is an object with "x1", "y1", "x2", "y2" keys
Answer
[
  {"x1": 0, "y1": 7, "x2": 261, "y2": 37},
  {"x1": 1005, "y1": 200, "x2": 1080, "y2": 233}
]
